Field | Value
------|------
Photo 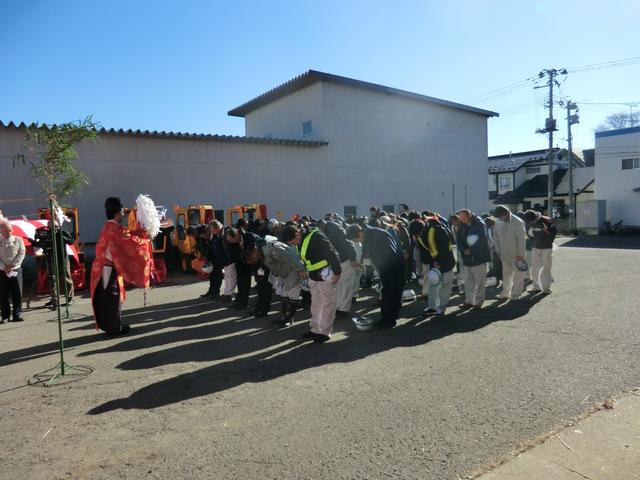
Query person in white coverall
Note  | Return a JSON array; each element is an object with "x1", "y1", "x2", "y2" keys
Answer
[{"x1": 492, "y1": 205, "x2": 526, "y2": 300}]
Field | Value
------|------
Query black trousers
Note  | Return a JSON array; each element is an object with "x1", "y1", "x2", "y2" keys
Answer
[
  {"x1": 254, "y1": 267, "x2": 273, "y2": 314},
  {"x1": 92, "y1": 268, "x2": 123, "y2": 335},
  {"x1": 234, "y1": 260, "x2": 252, "y2": 308},
  {"x1": 0, "y1": 271, "x2": 22, "y2": 320},
  {"x1": 405, "y1": 246, "x2": 414, "y2": 282},
  {"x1": 208, "y1": 266, "x2": 223, "y2": 297},
  {"x1": 379, "y1": 262, "x2": 405, "y2": 326}
]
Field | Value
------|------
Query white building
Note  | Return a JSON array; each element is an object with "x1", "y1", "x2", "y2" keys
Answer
[
  {"x1": 1, "y1": 70, "x2": 497, "y2": 242},
  {"x1": 488, "y1": 148, "x2": 583, "y2": 209},
  {"x1": 594, "y1": 126, "x2": 640, "y2": 227}
]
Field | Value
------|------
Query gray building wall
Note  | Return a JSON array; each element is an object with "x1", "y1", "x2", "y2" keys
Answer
[
  {"x1": 1, "y1": 79, "x2": 492, "y2": 243},
  {"x1": 0, "y1": 126, "x2": 326, "y2": 242},
  {"x1": 245, "y1": 80, "x2": 490, "y2": 216}
]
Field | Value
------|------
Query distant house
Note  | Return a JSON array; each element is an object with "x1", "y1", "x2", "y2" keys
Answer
[
  {"x1": 580, "y1": 148, "x2": 595, "y2": 167},
  {"x1": 488, "y1": 148, "x2": 585, "y2": 214},
  {"x1": 594, "y1": 126, "x2": 640, "y2": 227}
]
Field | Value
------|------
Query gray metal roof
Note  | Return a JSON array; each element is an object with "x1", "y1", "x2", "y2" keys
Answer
[
  {"x1": 228, "y1": 70, "x2": 499, "y2": 118},
  {"x1": 488, "y1": 149, "x2": 555, "y2": 173},
  {"x1": 0, "y1": 121, "x2": 328, "y2": 147}
]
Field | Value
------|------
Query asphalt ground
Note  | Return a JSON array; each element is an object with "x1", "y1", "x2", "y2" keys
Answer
[{"x1": 0, "y1": 235, "x2": 639, "y2": 479}]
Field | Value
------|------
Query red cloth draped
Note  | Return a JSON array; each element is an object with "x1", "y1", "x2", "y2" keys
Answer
[{"x1": 90, "y1": 221, "x2": 151, "y2": 325}]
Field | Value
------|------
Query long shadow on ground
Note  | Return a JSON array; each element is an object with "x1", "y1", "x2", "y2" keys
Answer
[
  {"x1": 0, "y1": 297, "x2": 228, "y2": 368},
  {"x1": 560, "y1": 235, "x2": 640, "y2": 250},
  {"x1": 88, "y1": 293, "x2": 545, "y2": 414}
]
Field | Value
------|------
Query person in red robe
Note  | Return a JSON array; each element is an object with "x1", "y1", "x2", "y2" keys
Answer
[{"x1": 90, "y1": 197, "x2": 151, "y2": 335}]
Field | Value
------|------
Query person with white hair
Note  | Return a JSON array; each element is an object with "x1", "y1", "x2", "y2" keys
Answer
[{"x1": 0, "y1": 218, "x2": 26, "y2": 323}]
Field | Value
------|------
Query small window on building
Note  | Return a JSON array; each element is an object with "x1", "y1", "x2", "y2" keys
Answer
[
  {"x1": 382, "y1": 204, "x2": 395, "y2": 214},
  {"x1": 489, "y1": 175, "x2": 497, "y2": 191},
  {"x1": 302, "y1": 121, "x2": 312, "y2": 137},
  {"x1": 622, "y1": 158, "x2": 640, "y2": 170},
  {"x1": 344, "y1": 206, "x2": 357, "y2": 217},
  {"x1": 499, "y1": 176, "x2": 512, "y2": 190},
  {"x1": 526, "y1": 166, "x2": 541, "y2": 174}
]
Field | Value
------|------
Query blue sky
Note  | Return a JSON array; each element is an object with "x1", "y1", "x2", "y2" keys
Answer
[{"x1": 1, "y1": 0, "x2": 638, "y2": 156}]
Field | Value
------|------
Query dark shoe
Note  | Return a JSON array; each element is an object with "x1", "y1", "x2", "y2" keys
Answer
[
  {"x1": 301, "y1": 330, "x2": 318, "y2": 339},
  {"x1": 376, "y1": 321, "x2": 396, "y2": 329},
  {"x1": 44, "y1": 299, "x2": 55, "y2": 307},
  {"x1": 210, "y1": 295, "x2": 220, "y2": 301},
  {"x1": 200, "y1": 290, "x2": 213, "y2": 298},
  {"x1": 48, "y1": 303, "x2": 58, "y2": 311},
  {"x1": 422, "y1": 307, "x2": 438, "y2": 317},
  {"x1": 0, "y1": 318, "x2": 6, "y2": 324},
  {"x1": 119, "y1": 324, "x2": 131, "y2": 335},
  {"x1": 66, "y1": 298, "x2": 74, "y2": 306},
  {"x1": 313, "y1": 334, "x2": 331, "y2": 343},
  {"x1": 11, "y1": 316, "x2": 24, "y2": 322},
  {"x1": 335, "y1": 310, "x2": 351, "y2": 318},
  {"x1": 253, "y1": 310, "x2": 268, "y2": 318},
  {"x1": 218, "y1": 295, "x2": 232, "y2": 303},
  {"x1": 459, "y1": 303, "x2": 474, "y2": 310}
]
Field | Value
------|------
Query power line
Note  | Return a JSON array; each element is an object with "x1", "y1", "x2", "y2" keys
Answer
[
  {"x1": 567, "y1": 56, "x2": 640, "y2": 73},
  {"x1": 465, "y1": 76, "x2": 537, "y2": 104}
]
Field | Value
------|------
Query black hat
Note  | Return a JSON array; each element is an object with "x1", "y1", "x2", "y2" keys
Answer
[{"x1": 105, "y1": 197, "x2": 124, "y2": 211}]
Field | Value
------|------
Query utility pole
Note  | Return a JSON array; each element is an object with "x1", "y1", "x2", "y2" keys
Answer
[
  {"x1": 564, "y1": 100, "x2": 579, "y2": 234},
  {"x1": 535, "y1": 68, "x2": 567, "y2": 216}
]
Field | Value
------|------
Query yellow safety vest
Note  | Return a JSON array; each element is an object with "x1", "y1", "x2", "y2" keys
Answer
[
  {"x1": 417, "y1": 227, "x2": 452, "y2": 259},
  {"x1": 299, "y1": 229, "x2": 329, "y2": 272}
]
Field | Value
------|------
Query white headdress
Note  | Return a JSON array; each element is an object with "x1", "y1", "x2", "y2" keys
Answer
[{"x1": 135, "y1": 194, "x2": 161, "y2": 239}]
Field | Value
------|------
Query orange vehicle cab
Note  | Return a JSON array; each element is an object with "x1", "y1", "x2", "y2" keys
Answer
[
  {"x1": 226, "y1": 204, "x2": 268, "y2": 227},
  {"x1": 172, "y1": 205, "x2": 215, "y2": 274}
]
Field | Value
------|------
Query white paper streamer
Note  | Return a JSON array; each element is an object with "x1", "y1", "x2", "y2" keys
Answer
[{"x1": 135, "y1": 194, "x2": 161, "y2": 239}]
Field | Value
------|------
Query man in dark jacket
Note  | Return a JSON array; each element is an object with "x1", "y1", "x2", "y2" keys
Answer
[
  {"x1": 286, "y1": 225, "x2": 341, "y2": 342},
  {"x1": 523, "y1": 210, "x2": 557, "y2": 294},
  {"x1": 223, "y1": 227, "x2": 259, "y2": 311},
  {"x1": 317, "y1": 220, "x2": 358, "y2": 316},
  {"x1": 202, "y1": 220, "x2": 224, "y2": 300},
  {"x1": 32, "y1": 221, "x2": 75, "y2": 310},
  {"x1": 457, "y1": 210, "x2": 492, "y2": 309},
  {"x1": 347, "y1": 223, "x2": 405, "y2": 329},
  {"x1": 409, "y1": 216, "x2": 456, "y2": 317}
]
